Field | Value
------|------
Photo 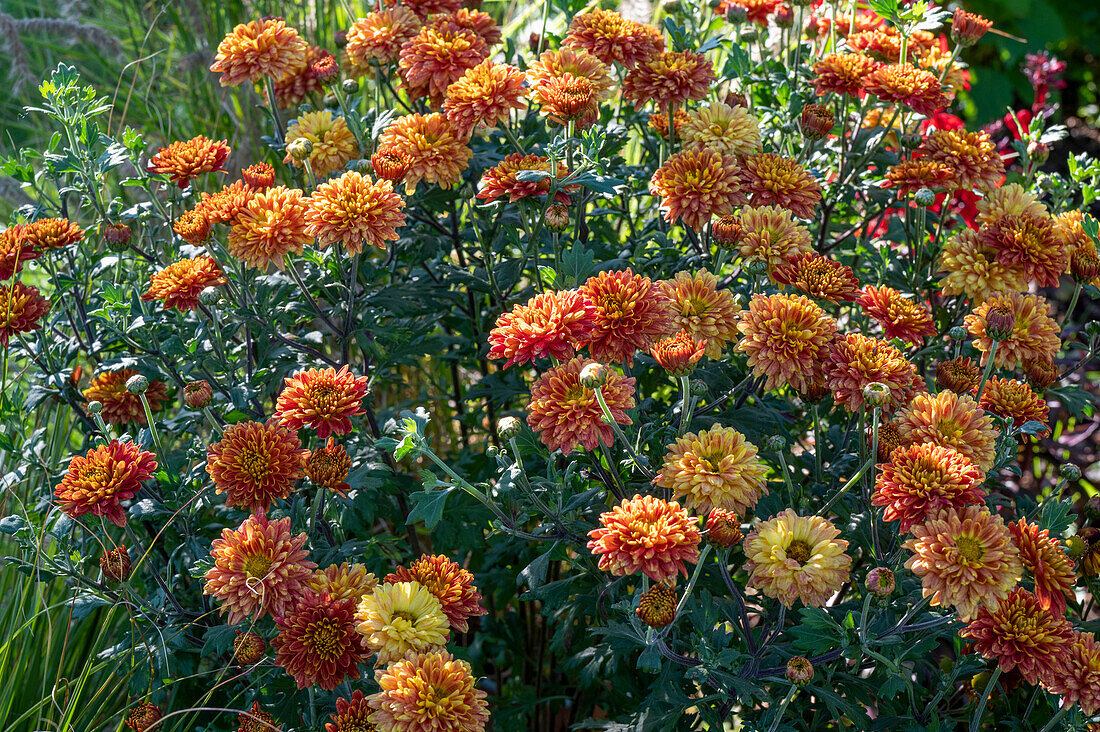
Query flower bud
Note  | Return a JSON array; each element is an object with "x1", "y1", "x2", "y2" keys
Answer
[
  {"x1": 198, "y1": 286, "x2": 221, "y2": 306},
  {"x1": 1064, "y1": 535, "x2": 1087, "y2": 559},
  {"x1": 1027, "y1": 140, "x2": 1049, "y2": 165},
  {"x1": 636, "y1": 583, "x2": 677, "y2": 628},
  {"x1": 333, "y1": 29, "x2": 349, "y2": 48},
  {"x1": 100, "y1": 545, "x2": 131, "y2": 582},
  {"x1": 724, "y1": 91, "x2": 748, "y2": 109},
  {"x1": 800, "y1": 103, "x2": 834, "y2": 140},
  {"x1": 341, "y1": 78, "x2": 359, "y2": 95},
  {"x1": 125, "y1": 701, "x2": 162, "y2": 732},
  {"x1": 951, "y1": 9, "x2": 993, "y2": 47},
  {"x1": 949, "y1": 325, "x2": 968, "y2": 341},
  {"x1": 746, "y1": 258, "x2": 769, "y2": 277},
  {"x1": 1023, "y1": 358, "x2": 1059, "y2": 391},
  {"x1": 724, "y1": 4, "x2": 747, "y2": 23},
  {"x1": 528, "y1": 33, "x2": 541, "y2": 55},
  {"x1": 125, "y1": 374, "x2": 149, "y2": 395},
  {"x1": 579, "y1": 363, "x2": 610, "y2": 389},
  {"x1": 1079, "y1": 529, "x2": 1100, "y2": 577},
  {"x1": 103, "y1": 223, "x2": 132, "y2": 248},
  {"x1": 984, "y1": 304, "x2": 1016, "y2": 341},
  {"x1": 689, "y1": 378, "x2": 707, "y2": 396},
  {"x1": 705, "y1": 508, "x2": 743, "y2": 548},
  {"x1": 87, "y1": 400, "x2": 104, "y2": 415},
  {"x1": 774, "y1": 5, "x2": 794, "y2": 28},
  {"x1": 712, "y1": 215, "x2": 744, "y2": 250},
  {"x1": 486, "y1": 443, "x2": 500, "y2": 457},
  {"x1": 545, "y1": 204, "x2": 570, "y2": 232},
  {"x1": 914, "y1": 187, "x2": 936, "y2": 207},
  {"x1": 233, "y1": 630, "x2": 266, "y2": 666},
  {"x1": 498, "y1": 416, "x2": 522, "y2": 440},
  {"x1": 1060, "y1": 463, "x2": 1082, "y2": 482},
  {"x1": 786, "y1": 656, "x2": 814, "y2": 685},
  {"x1": 874, "y1": 421, "x2": 904, "y2": 462},
  {"x1": 184, "y1": 380, "x2": 213, "y2": 409},
  {"x1": 798, "y1": 379, "x2": 830, "y2": 403},
  {"x1": 298, "y1": 102, "x2": 315, "y2": 115},
  {"x1": 286, "y1": 137, "x2": 314, "y2": 162},
  {"x1": 1070, "y1": 245, "x2": 1100, "y2": 283},
  {"x1": 766, "y1": 435, "x2": 786, "y2": 451},
  {"x1": 312, "y1": 56, "x2": 339, "y2": 86},
  {"x1": 865, "y1": 567, "x2": 895, "y2": 598},
  {"x1": 1085, "y1": 495, "x2": 1100, "y2": 521},
  {"x1": 372, "y1": 148, "x2": 410, "y2": 183},
  {"x1": 899, "y1": 132, "x2": 923, "y2": 149},
  {"x1": 862, "y1": 382, "x2": 891, "y2": 409}
]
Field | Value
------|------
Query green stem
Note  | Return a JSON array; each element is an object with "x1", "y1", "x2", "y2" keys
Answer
[
  {"x1": 1036, "y1": 704, "x2": 1070, "y2": 732},
  {"x1": 818, "y1": 455, "x2": 875, "y2": 515},
  {"x1": 1064, "y1": 283, "x2": 1082, "y2": 326},
  {"x1": 673, "y1": 544, "x2": 712, "y2": 618},
  {"x1": 974, "y1": 340, "x2": 999, "y2": 403},
  {"x1": 776, "y1": 450, "x2": 799, "y2": 507},
  {"x1": 766, "y1": 686, "x2": 799, "y2": 732},
  {"x1": 139, "y1": 393, "x2": 164, "y2": 457},
  {"x1": 677, "y1": 375, "x2": 693, "y2": 436},
  {"x1": 203, "y1": 406, "x2": 224, "y2": 436},
  {"x1": 969, "y1": 666, "x2": 1002, "y2": 732},
  {"x1": 594, "y1": 385, "x2": 654, "y2": 478}
]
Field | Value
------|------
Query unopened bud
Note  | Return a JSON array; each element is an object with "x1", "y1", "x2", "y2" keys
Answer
[
  {"x1": 746, "y1": 258, "x2": 769, "y2": 277},
  {"x1": 705, "y1": 508, "x2": 743, "y2": 548},
  {"x1": 636, "y1": 583, "x2": 677, "y2": 628},
  {"x1": 899, "y1": 132, "x2": 923, "y2": 149},
  {"x1": 689, "y1": 378, "x2": 707, "y2": 396},
  {"x1": 862, "y1": 382, "x2": 891, "y2": 409},
  {"x1": 340, "y1": 78, "x2": 359, "y2": 95},
  {"x1": 1024, "y1": 358, "x2": 1059, "y2": 391},
  {"x1": 498, "y1": 416, "x2": 522, "y2": 440},
  {"x1": 786, "y1": 656, "x2": 814, "y2": 685},
  {"x1": 866, "y1": 567, "x2": 895, "y2": 598},
  {"x1": 1060, "y1": 463, "x2": 1082, "y2": 482},
  {"x1": 545, "y1": 204, "x2": 569, "y2": 232},
  {"x1": 286, "y1": 137, "x2": 313, "y2": 162},
  {"x1": 528, "y1": 33, "x2": 542, "y2": 55},
  {"x1": 800, "y1": 103, "x2": 834, "y2": 140},
  {"x1": 724, "y1": 4, "x2": 747, "y2": 23},
  {"x1": 125, "y1": 374, "x2": 149, "y2": 395},
  {"x1": 712, "y1": 215, "x2": 744, "y2": 249},
  {"x1": 914, "y1": 188, "x2": 936, "y2": 207},
  {"x1": 312, "y1": 56, "x2": 339, "y2": 86},
  {"x1": 103, "y1": 223, "x2": 132, "y2": 248},
  {"x1": 1070, "y1": 245, "x2": 1100, "y2": 283},
  {"x1": 87, "y1": 400, "x2": 104, "y2": 415},
  {"x1": 724, "y1": 91, "x2": 748, "y2": 109},
  {"x1": 1085, "y1": 495, "x2": 1100, "y2": 521},
  {"x1": 199, "y1": 286, "x2": 221, "y2": 306},
  {"x1": 100, "y1": 545, "x2": 131, "y2": 582},
  {"x1": 1064, "y1": 535, "x2": 1087, "y2": 559},
  {"x1": 774, "y1": 5, "x2": 794, "y2": 28},
  {"x1": 298, "y1": 102, "x2": 315, "y2": 115},
  {"x1": 125, "y1": 702, "x2": 162, "y2": 732},
  {"x1": 1027, "y1": 140, "x2": 1049, "y2": 165},
  {"x1": 579, "y1": 363, "x2": 610, "y2": 389},
  {"x1": 984, "y1": 304, "x2": 1016, "y2": 341},
  {"x1": 333, "y1": 29, "x2": 349, "y2": 48},
  {"x1": 949, "y1": 325, "x2": 968, "y2": 341},
  {"x1": 232, "y1": 630, "x2": 266, "y2": 666},
  {"x1": 766, "y1": 435, "x2": 786, "y2": 451},
  {"x1": 184, "y1": 380, "x2": 213, "y2": 409},
  {"x1": 951, "y1": 9, "x2": 992, "y2": 47}
]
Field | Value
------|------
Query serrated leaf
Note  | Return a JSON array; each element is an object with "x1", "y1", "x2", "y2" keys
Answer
[
  {"x1": 518, "y1": 542, "x2": 558, "y2": 590},
  {"x1": 1038, "y1": 498, "x2": 1075, "y2": 537},
  {"x1": 406, "y1": 486, "x2": 452, "y2": 529}
]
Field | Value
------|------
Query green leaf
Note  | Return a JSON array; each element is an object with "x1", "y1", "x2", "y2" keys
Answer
[
  {"x1": 407, "y1": 483, "x2": 452, "y2": 530},
  {"x1": 792, "y1": 607, "x2": 847, "y2": 655},
  {"x1": 0, "y1": 514, "x2": 27, "y2": 535},
  {"x1": 518, "y1": 542, "x2": 558, "y2": 590},
  {"x1": 1038, "y1": 498, "x2": 1075, "y2": 537}
]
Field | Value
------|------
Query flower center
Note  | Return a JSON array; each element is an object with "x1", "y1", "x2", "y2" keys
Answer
[
  {"x1": 307, "y1": 382, "x2": 339, "y2": 409},
  {"x1": 242, "y1": 553, "x2": 273, "y2": 579},
  {"x1": 237, "y1": 445, "x2": 273, "y2": 482},
  {"x1": 564, "y1": 383, "x2": 587, "y2": 402},
  {"x1": 304, "y1": 620, "x2": 343, "y2": 661},
  {"x1": 418, "y1": 685, "x2": 455, "y2": 718},
  {"x1": 681, "y1": 295, "x2": 711, "y2": 317},
  {"x1": 955, "y1": 534, "x2": 985, "y2": 562},
  {"x1": 786, "y1": 539, "x2": 812, "y2": 566}
]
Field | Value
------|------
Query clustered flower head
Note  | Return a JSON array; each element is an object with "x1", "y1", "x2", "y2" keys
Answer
[
  {"x1": 306, "y1": 438, "x2": 353, "y2": 497},
  {"x1": 205, "y1": 419, "x2": 307, "y2": 514},
  {"x1": 979, "y1": 376, "x2": 1050, "y2": 433},
  {"x1": 228, "y1": 186, "x2": 311, "y2": 271},
  {"x1": 379, "y1": 113, "x2": 472, "y2": 195},
  {"x1": 623, "y1": 50, "x2": 715, "y2": 112},
  {"x1": 54, "y1": 440, "x2": 157, "y2": 527},
  {"x1": 478, "y1": 154, "x2": 572, "y2": 205},
  {"x1": 284, "y1": 111, "x2": 359, "y2": 179},
  {"x1": 965, "y1": 291, "x2": 1060, "y2": 371},
  {"x1": 345, "y1": 8, "x2": 421, "y2": 72},
  {"x1": 355, "y1": 580, "x2": 450, "y2": 664},
  {"x1": 487, "y1": 289, "x2": 596, "y2": 367},
  {"x1": 83, "y1": 369, "x2": 168, "y2": 425},
  {"x1": 141, "y1": 256, "x2": 226, "y2": 311},
  {"x1": 650, "y1": 150, "x2": 746, "y2": 230},
  {"x1": 743, "y1": 509, "x2": 852, "y2": 608},
  {"x1": 147, "y1": 136, "x2": 230, "y2": 189},
  {"x1": 274, "y1": 365, "x2": 370, "y2": 438},
  {"x1": 661, "y1": 270, "x2": 741, "y2": 358},
  {"x1": 273, "y1": 591, "x2": 368, "y2": 690},
  {"x1": 655, "y1": 425, "x2": 769, "y2": 516},
  {"x1": 210, "y1": 18, "x2": 308, "y2": 87},
  {"x1": 305, "y1": 171, "x2": 407, "y2": 254},
  {"x1": 580, "y1": 269, "x2": 675, "y2": 365},
  {"x1": 21, "y1": 217, "x2": 84, "y2": 251},
  {"x1": 873, "y1": 443, "x2": 986, "y2": 531},
  {"x1": 0, "y1": 281, "x2": 50, "y2": 346},
  {"x1": 310, "y1": 561, "x2": 377, "y2": 603},
  {"x1": 526, "y1": 357, "x2": 635, "y2": 453},
  {"x1": 857, "y1": 286, "x2": 935, "y2": 345},
  {"x1": 826, "y1": 333, "x2": 921, "y2": 413},
  {"x1": 367, "y1": 650, "x2": 489, "y2": 731},
  {"x1": 961, "y1": 587, "x2": 1073, "y2": 684},
  {"x1": 1008, "y1": 519, "x2": 1075, "y2": 616},
  {"x1": 564, "y1": 8, "x2": 664, "y2": 69},
  {"x1": 896, "y1": 390, "x2": 997, "y2": 471},
  {"x1": 740, "y1": 153, "x2": 822, "y2": 219},
  {"x1": 774, "y1": 252, "x2": 861, "y2": 303},
  {"x1": 385, "y1": 553, "x2": 487, "y2": 633},
  {"x1": 737, "y1": 293, "x2": 838, "y2": 392},
  {"x1": 679, "y1": 102, "x2": 762, "y2": 157},
  {"x1": 587, "y1": 494, "x2": 701, "y2": 583},
  {"x1": 738, "y1": 205, "x2": 812, "y2": 279},
  {"x1": 398, "y1": 21, "x2": 489, "y2": 107},
  {"x1": 444, "y1": 60, "x2": 527, "y2": 137}
]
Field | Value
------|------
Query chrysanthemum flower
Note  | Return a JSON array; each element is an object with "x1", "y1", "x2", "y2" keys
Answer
[
  {"x1": 53, "y1": 440, "x2": 157, "y2": 527},
  {"x1": 648, "y1": 108, "x2": 691, "y2": 139},
  {"x1": 774, "y1": 252, "x2": 861, "y2": 303},
  {"x1": 99, "y1": 544, "x2": 131, "y2": 582},
  {"x1": 355, "y1": 581, "x2": 450, "y2": 664},
  {"x1": 0, "y1": 226, "x2": 40, "y2": 280},
  {"x1": 487, "y1": 289, "x2": 596, "y2": 368},
  {"x1": 210, "y1": 18, "x2": 308, "y2": 86},
  {"x1": 743, "y1": 509, "x2": 852, "y2": 608},
  {"x1": 444, "y1": 60, "x2": 526, "y2": 137},
  {"x1": 679, "y1": 102, "x2": 763, "y2": 157},
  {"x1": 737, "y1": 293, "x2": 838, "y2": 392},
  {"x1": 204, "y1": 513, "x2": 316, "y2": 625},
  {"x1": 0, "y1": 281, "x2": 49, "y2": 346},
  {"x1": 655, "y1": 425, "x2": 769, "y2": 516},
  {"x1": 650, "y1": 330, "x2": 707, "y2": 375},
  {"x1": 22, "y1": 217, "x2": 84, "y2": 251},
  {"x1": 580, "y1": 269, "x2": 675, "y2": 365},
  {"x1": 195, "y1": 180, "x2": 257, "y2": 225},
  {"x1": 326, "y1": 690, "x2": 375, "y2": 732},
  {"x1": 904, "y1": 506, "x2": 1022, "y2": 621},
  {"x1": 961, "y1": 587, "x2": 1073, "y2": 684},
  {"x1": 1045, "y1": 630, "x2": 1100, "y2": 716},
  {"x1": 379, "y1": 113, "x2": 472, "y2": 195},
  {"x1": 147, "y1": 136, "x2": 230, "y2": 190},
  {"x1": 434, "y1": 8, "x2": 499, "y2": 45},
  {"x1": 233, "y1": 631, "x2": 266, "y2": 666},
  {"x1": 650, "y1": 150, "x2": 746, "y2": 231},
  {"x1": 896, "y1": 390, "x2": 996, "y2": 471},
  {"x1": 873, "y1": 443, "x2": 986, "y2": 532},
  {"x1": 206, "y1": 419, "x2": 307, "y2": 514},
  {"x1": 965, "y1": 291, "x2": 1060, "y2": 370},
  {"x1": 306, "y1": 438, "x2": 353, "y2": 497},
  {"x1": 305, "y1": 171, "x2": 406, "y2": 255},
  {"x1": 228, "y1": 186, "x2": 311, "y2": 271},
  {"x1": 311, "y1": 562, "x2": 377, "y2": 604},
  {"x1": 636, "y1": 583, "x2": 677, "y2": 628},
  {"x1": 862, "y1": 63, "x2": 951, "y2": 117},
  {"x1": 661, "y1": 270, "x2": 742, "y2": 358},
  {"x1": 979, "y1": 212, "x2": 1068, "y2": 288},
  {"x1": 587, "y1": 494, "x2": 701, "y2": 583},
  {"x1": 741, "y1": 153, "x2": 822, "y2": 219},
  {"x1": 398, "y1": 22, "x2": 488, "y2": 106},
  {"x1": 936, "y1": 355, "x2": 981, "y2": 394},
  {"x1": 240, "y1": 163, "x2": 276, "y2": 189},
  {"x1": 921, "y1": 129, "x2": 1005, "y2": 193},
  {"x1": 83, "y1": 369, "x2": 168, "y2": 425},
  {"x1": 125, "y1": 702, "x2": 162, "y2": 732},
  {"x1": 857, "y1": 286, "x2": 936, "y2": 346},
  {"x1": 527, "y1": 47, "x2": 614, "y2": 102},
  {"x1": 979, "y1": 377, "x2": 1049, "y2": 433},
  {"x1": 565, "y1": 8, "x2": 664, "y2": 68},
  {"x1": 884, "y1": 159, "x2": 955, "y2": 195},
  {"x1": 274, "y1": 365, "x2": 369, "y2": 438},
  {"x1": 173, "y1": 209, "x2": 211, "y2": 244},
  {"x1": 738, "y1": 205, "x2": 813, "y2": 279},
  {"x1": 141, "y1": 256, "x2": 226, "y2": 312},
  {"x1": 1008, "y1": 519, "x2": 1074, "y2": 617},
  {"x1": 477, "y1": 154, "x2": 572, "y2": 204},
  {"x1": 717, "y1": 0, "x2": 782, "y2": 25},
  {"x1": 526, "y1": 356, "x2": 635, "y2": 453},
  {"x1": 272, "y1": 591, "x2": 367, "y2": 690},
  {"x1": 345, "y1": 8, "x2": 422, "y2": 72},
  {"x1": 812, "y1": 53, "x2": 881, "y2": 97},
  {"x1": 273, "y1": 45, "x2": 336, "y2": 108},
  {"x1": 826, "y1": 333, "x2": 921, "y2": 413},
  {"x1": 367, "y1": 650, "x2": 489, "y2": 732},
  {"x1": 284, "y1": 111, "x2": 359, "y2": 179},
  {"x1": 938, "y1": 228, "x2": 1028, "y2": 302},
  {"x1": 532, "y1": 74, "x2": 601, "y2": 127},
  {"x1": 622, "y1": 50, "x2": 715, "y2": 112},
  {"x1": 386, "y1": 554, "x2": 487, "y2": 633},
  {"x1": 977, "y1": 183, "x2": 1047, "y2": 225},
  {"x1": 238, "y1": 701, "x2": 281, "y2": 732}
]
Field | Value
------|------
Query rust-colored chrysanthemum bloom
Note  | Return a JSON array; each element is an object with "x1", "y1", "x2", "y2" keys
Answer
[
  {"x1": 0, "y1": 280, "x2": 49, "y2": 346},
  {"x1": 206, "y1": 419, "x2": 307, "y2": 514},
  {"x1": 273, "y1": 45, "x2": 335, "y2": 108},
  {"x1": 884, "y1": 159, "x2": 955, "y2": 195},
  {"x1": 305, "y1": 171, "x2": 406, "y2": 255},
  {"x1": 706, "y1": 508, "x2": 744, "y2": 548},
  {"x1": 636, "y1": 583, "x2": 677, "y2": 628},
  {"x1": 125, "y1": 702, "x2": 162, "y2": 732},
  {"x1": 660, "y1": 271, "x2": 742, "y2": 358},
  {"x1": 239, "y1": 700, "x2": 282, "y2": 732},
  {"x1": 587, "y1": 494, "x2": 701, "y2": 583},
  {"x1": 979, "y1": 212, "x2": 1067, "y2": 288},
  {"x1": 444, "y1": 60, "x2": 526, "y2": 137},
  {"x1": 565, "y1": 8, "x2": 664, "y2": 69},
  {"x1": 306, "y1": 438, "x2": 353, "y2": 497},
  {"x1": 650, "y1": 150, "x2": 746, "y2": 231},
  {"x1": 210, "y1": 18, "x2": 308, "y2": 86},
  {"x1": 874, "y1": 420, "x2": 905, "y2": 461},
  {"x1": 404, "y1": 0, "x2": 462, "y2": 20},
  {"x1": 1045, "y1": 630, "x2": 1100, "y2": 716},
  {"x1": 284, "y1": 112, "x2": 358, "y2": 180},
  {"x1": 311, "y1": 562, "x2": 378, "y2": 604},
  {"x1": 921, "y1": 129, "x2": 1005, "y2": 193},
  {"x1": 826, "y1": 333, "x2": 922, "y2": 413},
  {"x1": 535, "y1": 74, "x2": 603, "y2": 127},
  {"x1": 173, "y1": 209, "x2": 212, "y2": 244},
  {"x1": 398, "y1": 22, "x2": 488, "y2": 106},
  {"x1": 650, "y1": 330, "x2": 707, "y2": 375},
  {"x1": 54, "y1": 440, "x2": 157, "y2": 528},
  {"x1": 655, "y1": 425, "x2": 769, "y2": 516},
  {"x1": 487, "y1": 289, "x2": 595, "y2": 368},
  {"x1": 741, "y1": 153, "x2": 822, "y2": 220},
  {"x1": 1024, "y1": 357, "x2": 1060, "y2": 391},
  {"x1": 356, "y1": 580, "x2": 450, "y2": 665},
  {"x1": 873, "y1": 443, "x2": 986, "y2": 532},
  {"x1": 195, "y1": 180, "x2": 257, "y2": 226},
  {"x1": 367, "y1": 650, "x2": 489, "y2": 732},
  {"x1": 477, "y1": 154, "x2": 572, "y2": 205},
  {"x1": 274, "y1": 365, "x2": 369, "y2": 438},
  {"x1": 141, "y1": 256, "x2": 227, "y2": 312},
  {"x1": 228, "y1": 185, "x2": 311, "y2": 271},
  {"x1": 100, "y1": 544, "x2": 131, "y2": 582},
  {"x1": 979, "y1": 377, "x2": 1050, "y2": 433},
  {"x1": 371, "y1": 147, "x2": 411, "y2": 184},
  {"x1": 205, "y1": 513, "x2": 316, "y2": 625},
  {"x1": 345, "y1": 8, "x2": 421, "y2": 73},
  {"x1": 951, "y1": 8, "x2": 993, "y2": 45},
  {"x1": 1008, "y1": 519, "x2": 1075, "y2": 617},
  {"x1": 83, "y1": 369, "x2": 168, "y2": 425},
  {"x1": 960, "y1": 587, "x2": 1073, "y2": 684},
  {"x1": 812, "y1": 53, "x2": 881, "y2": 97},
  {"x1": 737, "y1": 293, "x2": 838, "y2": 392},
  {"x1": 327, "y1": 690, "x2": 377, "y2": 732},
  {"x1": 896, "y1": 390, "x2": 996, "y2": 471},
  {"x1": 184, "y1": 380, "x2": 213, "y2": 409},
  {"x1": 862, "y1": 63, "x2": 951, "y2": 117},
  {"x1": 23, "y1": 217, "x2": 84, "y2": 251},
  {"x1": 648, "y1": 108, "x2": 691, "y2": 139},
  {"x1": 716, "y1": 0, "x2": 782, "y2": 25},
  {"x1": 774, "y1": 252, "x2": 861, "y2": 303},
  {"x1": 241, "y1": 163, "x2": 276, "y2": 190},
  {"x1": 622, "y1": 50, "x2": 715, "y2": 112},
  {"x1": 743, "y1": 509, "x2": 852, "y2": 608},
  {"x1": 738, "y1": 205, "x2": 813, "y2": 279},
  {"x1": 904, "y1": 505, "x2": 1021, "y2": 620},
  {"x1": 526, "y1": 356, "x2": 635, "y2": 453},
  {"x1": 857, "y1": 285, "x2": 936, "y2": 346},
  {"x1": 432, "y1": 8, "x2": 500, "y2": 46},
  {"x1": 0, "y1": 226, "x2": 40, "y2": 281},
  {"x1": 938, "y1": 228, "x2": 1028, "y2": 302},
  {"x1": 379, "y1": 113, "x2": 472, "y2": 195},
  {"x1": 147, "y1": 136, "x2": 230, "y2": 189},
  {"x1": 965, "y1": 291, "x2": 1060, "y2": 370},
  {"x1": 679, "y1": 102, "x2": 762, "y2": 157},
  {"x1": 580, "y1": 269, "x2": 676, "y2": 365},
  {"x1": 386, "y1": 554, "x2": 487, "y2": 633},
  {"x1": 527, "y1": 46, "x2": 614, "y2": 103},
  {"x1": 936, "y1": 355, "x2": 981, "y2": 394},
  {"x1": 272, "y1": 591, "x2": 368, "y2": 690},
  {"x1": 233, "y1": 630, "x2": 266, "y2": 665},
  {"x1": 978, "y1": 183, "x2": 1047, "y2": 225}
]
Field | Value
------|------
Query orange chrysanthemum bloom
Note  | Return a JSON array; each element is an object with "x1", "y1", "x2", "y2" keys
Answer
[
  {"x1": 737, "y1": 293, "x2": 838, "y2": 392},
  {"x1": 534, "y1": 74, "x2": 602, "y2": 126},
  {"x1": 398, "y1": 22, "x2": 488, "y2": 106},
  {"x1": 862, "y1": 63, "x2": 950, "y2": 117},
  {"x1": 938, "y1": 228, "x2": 1028, "y2": 302},
  {"x1": 738, "y1": 205, "x2": 813, "y2": 279},
  {"x1": 650, "y1": 150, "x2": 746, "y2": 231},
  {"x1": 1009, "y1": 519, "x2": 1075, "y2": 617},
  {"x1": 622, "y1": 50, "x2": 715, "y2": 112},
  {"x1": 83, "y1": 369, "x2": 168, "y2": 425},
  {"x1": 526, "y1": 357, "x2": 635, "y2": 453},
  {"x1": 0, "y1": 226, "x2": 40, "y2": 280},
  {"x1": 274, "y1": 365, "x2": 370, "y2": 438},
  {"x1": 241, "y1": 163, "x2": 276, "y2": 189},
  {"x1": 936, "y1": 355, "x2": 981, "y2": 394},
  {"x1": 857, "y1": 285, "x2": 936, "y2": 346},
  {"x1": 386, "y1": 554, "x2": 487, "y2": 633},
  {"x1": 904, "y1": 506, "x2": 1022, "y2": 621},
  {"x1": 345, "y1": 8, "x2": 421, "y2": 73},
  {"x1": 141, "y1": 256, "x2": 227, "y2": 312},
  {"x1": 650, "y1": 330, "x2": 707, "y2": 375},
  {"x1": 204, "y1": 514, "x2": 316, "y2": 625},
  {"x1": 310, "y1": 562, "x2": 377, "y2": 603},
  {"x1": 679, "y1": 102, "x2": 762, "y2": 157},
  {"x1": 173, "y1": 209, "x2": 211, "y2": 244},
  {"x1": 660, "y1": 270, "x2": 742, "y2": 358},
  {"x1": 356, "y1": 581, "x2": 450, "y2": 664},
  {"x1": 232, "y1": 631, "x2": 266, "y2": 666},
  {"x1": 774, "y1": 252, "x2": 861, "y2": 303},
  {"x1": 961, "y1": 587, "x2": 1073, "y2": 684},
  {"x1": 379, "y1": 113, "x2": 472, "y2": 195},
  {"x1": 210, "y1": 18, "x2": 308, "y2": 87},
  {"x1": 326, "y1": 690, "x2": 376, "y2": 732},
  {"x1": 826, "y1": 333, "x2": 921, "y2": 413},
  {"x1": 272, "y1": 591, "x2": 368, "y2": 690},
  {"x1": 741, "y1": 153, "x2": 822, "y2": 220},
  {"x1": 979, "y1": 212, "x2": 1068, "y2": 288},
  {"x1": 147, "y1": 136, "x2": 230, "y2": 189},
  {"x1": 977, "y1": 183, "x2": 1046, "y2": 225},
  {"x1": 206, "y1": 419, "x2": 307, "y2": 514},
  {"x1": 477, "y1": 153, "x2": 572, "y2": 204},
  {"x1": 979, "y1": 377, "x2": 1050, "y2": 433},
  {"x1": 965, "y1": 291, "x2": 1060, "y2": 370},
  {"x1": 896, "y1": 390, "x2": 996, "y2": 471},
  {"x1": 195, "y1": 180, "x2": 257, "y2": 225},
  {"x1": 405, "y1": 0, "x2": 462, "y2": 20},
  {"x1": 580, "y1": 269, "x2": 676, "y2": 365},
  {"x1": 0, "y1": 281, "x2": 49, "y2": 346},
  {"x1": 921, "y1": 129, "x2": 1004, "y2": 193},
  {"x1": 884, "y1": 159, "x2": 955, "y2": 195},
  {"x1": 812, "y1": 53, "x2": 881, "y2": 97},
  {"x1": 587, "y1": 494, "x2": 701, "y2": 583},
  {"x1": 1045, "y1": 630, "x2": 1100, "y2": 717},
  {"x1": 284, "y1": 111, "x2": 358, "y2": 179},
  {"x1": 743, "y1": 509, "x2": 852, "y2": 608},
  {"x1": 239, "y1": 701, "x2": 281, "y2": 732},
  {"x1": 565, "y1": 8, "x2": 664, "y2": 68},
  {"x1": 655, "y1": 425, "x2": 769, "y2": 516},
  {"x1": 648, "y1": 108, "x2": 691, "y2": 139},
  {"x1": 306, "y1": 438, "x2": 353, "y2": 497},
  {"x1": 715, "y1": 0, "x2": 781, "y2": 24},
  {"x1": 437, "y1": 8, "x2": 500, "y2": 47},
  {"x1": 527, "y1": 47, "x2": 613, "y2": 127},
  {"x1": 487, "y1": 289, "x2": 596, "y2": 368},
  {"x1": 273, "y1": 45, "x2": 336, "y2": 109},
  {"x1": 22, "y1": 217, "x2": 84, "y2": 251},
  {"x1": 305, "y1": 171, "x2": 407, "y2": 254},
  {"x1": 367, "y1": 650, "x2": 489, "y2": 732},
  {"x1": 444, "y1": 60, "x2": 526, "y2": 137},
  {"x1": 54, "y1": 440, "x2": 157, "y2": 527},
  {"x1": 228, "y1": 186, "x2": 311, "y2": 271},
  {"x1": 125, "y1": 702, "x2": 162, "y2": 732},
  {"x1": 873, "y1": 443, "x2": 986, "y2": 532}
]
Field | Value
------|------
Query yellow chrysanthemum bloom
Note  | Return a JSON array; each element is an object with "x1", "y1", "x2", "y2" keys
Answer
[
  {"x1": 738, "y1": 205, "x2": 813, "y2": 280},
  {"x1": 743, "y1": 509, "x2": 851, "y2": 608},
  {"x1": 355, "y1": 581, "x2": 449, "y2": 665},
  {"x1": 654, "y1": 425, "x2": 769, "y2": 516},
  {"x1": 284, "y1": 111, "x2": 359, "y2": 179},
  {"x1": 938, "y1": 228, "x2": 1028, "y2": 302},
  {"x1": 679, "y1": 102, "x2": 762, "y2": 157},
  {"x1": 976, "y1": 182, "x2": 1047, "y2": 225}
]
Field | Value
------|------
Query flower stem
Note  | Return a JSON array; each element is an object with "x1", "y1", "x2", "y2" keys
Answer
[
  {"x1": 139, "y1": 393, "x2": 164, "y2": 457},
  {"x1": 766, "y1": 685, "x2": 799, "y2": 732},
  {"x1": 969, "y1": 666, "x2": 1002, "y2": 732},
  {"x1": 673, "y1": 544, "x2": 712, "y2": 618},
  {"x1": 818, "y1": 455, "x2": 875, "y2": 515},
  {"x1": 1037, "y1": 706, "x2": 1071, "y2": 732},
  {"x1": 974, "y1": 340, "x2": 999, "y2": 403},
  {"x1": 594, "y1": 385, "x2": 654, "y2": 478},
  {"x1": 1064, "y1": 283, "x2": 1082, "y2": 327},
  {"x1": 677, "y1": 375, "x2": 693, "y2": 436}
]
